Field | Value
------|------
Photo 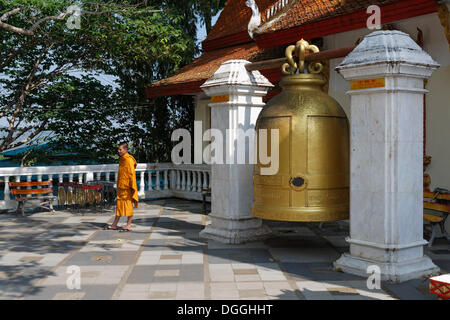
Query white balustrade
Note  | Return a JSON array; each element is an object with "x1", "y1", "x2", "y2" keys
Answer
[
  {"x1": 0, "y1": 163, "x2": 210, "y2": 210},
  {"x1": 176, "y1": 170, "x2": 181, "y2": 190},
  {"x1": 181, "y1": 170, "x2": 186, "y2": 190}
]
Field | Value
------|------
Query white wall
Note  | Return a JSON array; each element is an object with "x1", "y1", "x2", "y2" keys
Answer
[
  {"x1": 323, "y1": 11, "x2": 450, "y2": 190},
  {"x1": 194, "y1": 94, "x2": 212, "y2": 163}
]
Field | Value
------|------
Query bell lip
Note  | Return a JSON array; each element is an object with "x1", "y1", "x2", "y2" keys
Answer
[
  {"x1": 280, "y1": 73, "x2": 326, "y2": 88},
  {"x1": 251, "y1": 204, "x2": 349, "y2": 222}
]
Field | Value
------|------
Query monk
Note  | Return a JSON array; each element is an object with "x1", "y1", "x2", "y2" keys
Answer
[{"x1": 105, "y1": 142, "x2": 138, "y2": 232}]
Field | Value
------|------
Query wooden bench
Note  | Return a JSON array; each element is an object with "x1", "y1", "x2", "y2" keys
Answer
[
  {"x1": 9, "y1": 181, "x2": 56, "y2": 216},
  {"x1": 424, "y1": 190, "x2": 450, "y2": 247}
]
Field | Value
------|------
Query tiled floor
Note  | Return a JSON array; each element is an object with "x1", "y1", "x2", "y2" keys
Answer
[{"x1": 0, "y1": 199, "x2": 448, "y2": 300}]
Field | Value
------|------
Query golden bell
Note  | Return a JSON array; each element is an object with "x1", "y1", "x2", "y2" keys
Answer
[{"x1": 251, "y1": 39, "x2": 349, "y2": 222}]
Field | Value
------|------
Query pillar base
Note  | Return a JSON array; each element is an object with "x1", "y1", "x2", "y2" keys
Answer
[
  {"x1": 200, "y1": 214, "x2": 272, "y2": 244},
  {"x1": 334, "y1": 253, "x2": 440, "y2": 283}
]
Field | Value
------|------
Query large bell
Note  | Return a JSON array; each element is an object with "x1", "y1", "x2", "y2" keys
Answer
[{"x1": 251, "y1": 39, "x2": 349, "y2": 222}]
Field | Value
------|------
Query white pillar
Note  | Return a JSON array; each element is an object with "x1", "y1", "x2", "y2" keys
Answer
[
  {"x1": 86, "y1": 171, "x2": 94, "y2": 182},
  {"x1": 333, "y1": 30, "x2": 440, "y2": 282},
  {"x1": 4, "y1": 176, "x2": 10, "y2": 201},
  {"x1": 155, "y1": 170, "x2": 160, "y2": 190},
  {"x1": 164, "y1": 170, "x2": 168, "y2": 190},
  {"x1": 199, "y1": 60, "x2": 273, "y2": 244}
]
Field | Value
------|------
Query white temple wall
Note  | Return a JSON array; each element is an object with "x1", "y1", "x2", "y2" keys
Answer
[
  {"x1": 194, "y1": 94, "x2": 212, "y2": 164},
  {"x1": 324, "y1": 11, "x2": 450, "y2": 190}
]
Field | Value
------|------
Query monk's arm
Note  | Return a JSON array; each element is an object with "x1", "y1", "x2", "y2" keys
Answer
[{"x1": 128, "y1": 159, "x2": 139, "y2": 205}]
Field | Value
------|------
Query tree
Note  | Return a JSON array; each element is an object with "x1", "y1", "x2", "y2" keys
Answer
[
  {"x1": 194, "y1": 0, "x2": 226, "y2": 34},
  {"x1": 0, "y1": 0, "x2": 193, "y2": 163},
  {"x1": 0, "y1": 0, "x2": 226, "y2": 165}
]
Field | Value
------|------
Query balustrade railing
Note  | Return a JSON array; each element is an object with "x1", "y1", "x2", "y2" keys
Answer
[{"x1": 0, "y1": 163, "x2": 211, "y2": 210}]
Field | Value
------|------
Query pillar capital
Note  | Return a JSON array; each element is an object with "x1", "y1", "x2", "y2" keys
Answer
[
  {"x1": 200, "y1": 60, "x2": 273, "y2": 106},
  {"x1": 337, "y1": 30, "x2": 439, "y2": 82}
]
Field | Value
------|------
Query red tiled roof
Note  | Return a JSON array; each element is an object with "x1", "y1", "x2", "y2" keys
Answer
[
  {"x1": 255, "y1": 0, "x2": 439, "y2": 46},
  {"x1": 146, "y1": 0, "x2": 438, "y2": 97},
  {"x1": 205, "y1": 0, "x2": 276, "y2": 42},
  {"x1": 145, "y1": 43, "x2": 262, "y2": 98},
  {"x1": 257, "y1": 0, "x2": 402, "y2": 34}
]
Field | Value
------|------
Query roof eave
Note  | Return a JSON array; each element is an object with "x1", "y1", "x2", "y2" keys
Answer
[
  {"x1": 253, "y1": 0, "x2": 438, "y2": 49},
  {"x1": 145, "y1": 80, "x2": 205, "y2": 98}
]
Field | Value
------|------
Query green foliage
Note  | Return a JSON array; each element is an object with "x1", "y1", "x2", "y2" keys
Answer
[{"x1": 0, "y1": 0, "x2": 225, "y2": 165}]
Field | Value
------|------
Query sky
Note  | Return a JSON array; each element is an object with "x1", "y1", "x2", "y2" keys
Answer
[{"x1": 196, "y1": 12, "x2": 221, "y2": 48}]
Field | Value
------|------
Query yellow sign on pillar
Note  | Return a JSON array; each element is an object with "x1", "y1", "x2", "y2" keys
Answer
[
  {"x1": 211, "y1": 95, "x2": 229, "y2": 103},
  {"x1": 350, "y1": 78, "x2": 385, "y2": 90}
]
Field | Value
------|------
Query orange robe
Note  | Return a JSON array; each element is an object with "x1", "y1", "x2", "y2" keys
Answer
[{"x1": 116, "y1": 152, "x2": 139, "y2": 217}]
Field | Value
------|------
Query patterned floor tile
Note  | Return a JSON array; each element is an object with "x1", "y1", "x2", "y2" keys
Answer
[
  {"x1": 127, "y1": 264, "x2": 203, "y2": 284},
  {"x1": 1, "y1": 198, "x2": 443, "y2": 300}
]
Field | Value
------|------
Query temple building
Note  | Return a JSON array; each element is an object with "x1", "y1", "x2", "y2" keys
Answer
[{"x1": 146, "y1": 0, "x2": 450, "y2": 191}]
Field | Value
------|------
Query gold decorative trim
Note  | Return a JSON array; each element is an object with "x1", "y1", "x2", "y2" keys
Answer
[{"x1": 282, "y1": 39, "x2": 323, "y2": 75}]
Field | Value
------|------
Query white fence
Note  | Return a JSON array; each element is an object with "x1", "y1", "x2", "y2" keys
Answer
[{"x1": 0, "y1": 163, "x2": 211, "y2": 210}]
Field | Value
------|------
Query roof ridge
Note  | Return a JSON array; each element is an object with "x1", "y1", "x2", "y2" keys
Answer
[
  {"x1": 203, "y1": 0, "x2": 278, "y2": 50},
  {"x1": 261, "y1": 0, "x2": 296, "y2": 24}
]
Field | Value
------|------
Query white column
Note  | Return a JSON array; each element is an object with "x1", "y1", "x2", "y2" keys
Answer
[
  {"x1": 202, "y1": 171, "x2": 208, "y2": 190},
  {"x1": 4, "y1": 176, "x2": 10, "y2": 201},
  {"x1": 197, "y1": 171, "x2": 202, "y2": 192},
  {"x1": 86, "y1": 171, "x2": 94, "y2": 182},
  {"x1": 181, "y1": 170, "x2": 186, "y2": 190},
  {"x1": 333, "y1": 30, "x2": 440, "y2": 282},
  {"x1": 156, "y1": 170, "x2": 160, "y2": 190},
  {"x1": 186, "y1": 171, "x2": 191, "y2": 191},
  {"x1": 148, "y1": 169, "x2": 153, "y2": 191},
  {"x1": 169, "y1": 170, "x2": 175, "y2": 190},
  {"x1": 192, "y1": 171, "x2": 197, "y2": 193},
  {"x1": 176, "y1": 170, "x2": 181, "y2": 190},
  {"x1": 164, "y1": 170, "x2": 168, "y2": 190},
  {"x1": 139, "y1": 171, "x2": 145, "y2": 197},
  {"x1": 199, "y1": 60, "x2": 273, "y2": 244}
]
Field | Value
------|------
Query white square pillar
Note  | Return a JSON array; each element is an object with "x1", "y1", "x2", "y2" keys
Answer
[
  {"x1": 334, "y1": 30, "x2": 440, "y2": 282},
  {"x1": 199, "y1": 60, "x2": 274, "y2": 244}
]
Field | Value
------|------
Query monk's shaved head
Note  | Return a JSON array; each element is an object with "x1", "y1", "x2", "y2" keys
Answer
[{"x1": 118, "y1": 142, "x2": 128, "y2": 157}]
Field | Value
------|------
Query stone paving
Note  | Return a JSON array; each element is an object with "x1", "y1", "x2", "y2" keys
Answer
[{"x1": 0, "y1": 198, "x2": 448, "y2": 300}]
